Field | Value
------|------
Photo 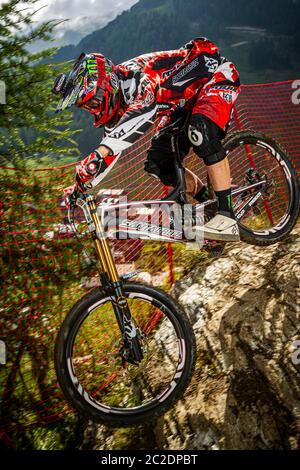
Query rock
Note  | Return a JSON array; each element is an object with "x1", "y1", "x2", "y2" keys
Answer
[{"x1": 163, "y1": 220, "x2": 300, "y2": 450}]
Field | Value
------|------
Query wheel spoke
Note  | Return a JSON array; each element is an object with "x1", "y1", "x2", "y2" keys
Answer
[{"x1": 229, "y1": 141, "x2": 290, "y2": 232}]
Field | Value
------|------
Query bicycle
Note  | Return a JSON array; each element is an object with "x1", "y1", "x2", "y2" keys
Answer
[{"x1": 55, "y1": 118, "x2": 300, "y2": 426}]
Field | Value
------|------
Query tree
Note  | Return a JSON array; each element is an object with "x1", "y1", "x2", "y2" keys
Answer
[
  {"x1": 0, "y1": 0, "x2": 80, "y2": 166},
  {"x1": 0, "y1": 1, "x2": 88, "y2": 449}
]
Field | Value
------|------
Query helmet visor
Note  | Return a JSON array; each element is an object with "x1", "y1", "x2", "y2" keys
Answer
[{"x1": 54, "y1": 53, "x2": 98, "y2": 113}]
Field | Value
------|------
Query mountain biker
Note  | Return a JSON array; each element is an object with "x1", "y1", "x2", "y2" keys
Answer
[{"x1": 53, "y1": 37, "x2": 241, "y2": 241}]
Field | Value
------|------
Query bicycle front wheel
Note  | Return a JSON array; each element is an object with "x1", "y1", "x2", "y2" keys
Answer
[{"x1": 55, "y1": 283, "x2": 196, "y2": 426}]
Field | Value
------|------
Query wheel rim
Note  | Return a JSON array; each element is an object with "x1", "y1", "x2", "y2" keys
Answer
[
  {"x1": 228, "y1": 139, "x2": 294, "y2": 235},
  {"x1": 66, "y1": 292, "x2": 187, "y2": 414}
]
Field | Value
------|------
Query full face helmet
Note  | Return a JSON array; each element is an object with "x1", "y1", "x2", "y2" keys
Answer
[{"x1": 53, "y1": 52, "x2": 120, "y2": 127}]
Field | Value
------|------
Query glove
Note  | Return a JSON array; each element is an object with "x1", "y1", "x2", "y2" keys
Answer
[
  {"x1": 75, "y1": 150, "x2": 104, "y2": 191},
  {"x1": 63, "y1": 150, "x2": 104, "y2": 206},
  {"x1": 63, "y1": 149, "x2": 113, "y2": 206}
]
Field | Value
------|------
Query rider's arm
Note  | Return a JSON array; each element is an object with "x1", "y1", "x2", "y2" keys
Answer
[
  {"x1": 75, "y1": 145, "x2": 120, "y2": 190},
  {"x1": 101, "y1": 102, "x2": 157, "y2": 154},
  {"x1": 76, "y1": 103, "x2": 158, "y2": 190}
]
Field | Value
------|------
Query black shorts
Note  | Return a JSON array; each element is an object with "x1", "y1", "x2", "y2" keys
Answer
[
  {"x1": 144, "y1": 112, "x2": 227, "y2": 186},
  {"x1": 144, "y1": 132, "x2": 191, "y2": 187}
]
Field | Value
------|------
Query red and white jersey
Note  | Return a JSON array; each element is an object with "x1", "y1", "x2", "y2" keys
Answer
[{"x1": 100, "y1": 37, "x2": 240, "y2": 160}]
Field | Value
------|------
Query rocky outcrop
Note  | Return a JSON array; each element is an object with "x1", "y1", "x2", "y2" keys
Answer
[
  {"x1": 160, "y1": 220, "x2": 300, "y2": 450},
  {"x1": 80, "y1": 221, "x2": 300, "y2": 450}
]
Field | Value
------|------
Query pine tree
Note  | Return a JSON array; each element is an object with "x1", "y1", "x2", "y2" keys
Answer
[
  {"x1": 0, "y1": 0, "x2": 80, "y2": 167},
  {"x1": 0, "y1": 2, "x2": 87, "y2": 447}
]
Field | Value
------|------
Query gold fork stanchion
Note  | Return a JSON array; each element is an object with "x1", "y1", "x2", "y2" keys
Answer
[{"x1": 86, "y1": 195, "x2": 120, "y2": 283}]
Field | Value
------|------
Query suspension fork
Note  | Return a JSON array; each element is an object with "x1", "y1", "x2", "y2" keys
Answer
[
  {"x1": 86, "y1": 195, "x2": 119, "y2": 282},
  {"x1": 85, "y1": 195, "x2": 143, "y2": 364}
]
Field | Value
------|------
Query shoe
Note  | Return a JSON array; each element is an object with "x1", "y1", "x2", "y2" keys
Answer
[{"x1": 195, "y1": 213, "x2": 240, "y2": 242}]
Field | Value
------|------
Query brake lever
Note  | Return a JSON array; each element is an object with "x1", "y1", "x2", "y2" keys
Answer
[{"x1": 67, "y1": 186, "x2": 80, "y2": 226}]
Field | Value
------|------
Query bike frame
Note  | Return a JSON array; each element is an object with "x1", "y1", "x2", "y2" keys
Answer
[
  {"x1": 70, "y1": 131, "x2": 269, "y2": 364},
  {"x1": 94, "y1": 179, "x2": 268, "y2": 243}
]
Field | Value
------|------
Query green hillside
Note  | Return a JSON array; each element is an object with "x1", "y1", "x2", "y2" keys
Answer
[
  {"x1": 55, "y1": 0, "x2": 300, "y2": 83},
  {"x1": 52, "y1": 0, "x2": 300, "y2": 154}
]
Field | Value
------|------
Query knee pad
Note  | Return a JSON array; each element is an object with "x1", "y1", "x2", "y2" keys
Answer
[{"x1": 188, "y1": 115, "x2": 227, "y2": 166}]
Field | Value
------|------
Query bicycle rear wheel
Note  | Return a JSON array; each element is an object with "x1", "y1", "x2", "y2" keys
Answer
[
  {"x1": 224, "y1": 130, "x2": 300, "y2": 245},
  {"x1": 55, "y1": 282, "x2": 195, "y2": 426}
]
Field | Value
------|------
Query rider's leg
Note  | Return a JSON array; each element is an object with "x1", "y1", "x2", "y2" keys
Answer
[
  {"x1": 206, "y1": 156, "x2": 234, "y2": 217},
  {"x1": 187, "y1": 113, "x2": 239, "y2": 241},
  {"x1": 144, "y1": 133, "x2": 180, "y2": 186},
  {"x1": 206, "y1": 155, "x2": 231, "y2": 191},
  {"x1": 145, "y1": 131, "x2": 209, "y2": 194},
  {"x1": 187, "y1": 114, "x2": 234, "y2": 217}
]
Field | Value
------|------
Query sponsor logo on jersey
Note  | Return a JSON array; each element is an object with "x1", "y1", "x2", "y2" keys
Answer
[
  {"x1": 221, "y1": 92, "x2": 233, "y2": 103},
  {"x1": 204, "y1": 56, "x2": 219, "y2": 73},
  {"x1": 161, "y1": 62, "x2": 181, "y2": 80},
  {"x1": 172, "y1": 58, "x2": 199, "y2": 85},
  {"x1": 109, "y1": 129, "x2": 126, "y2": 139},
  {"x1": 206, "y1": 87, "x2": 237, "y2": 104},
  {"x1": 157, "y1": 103, "x2": 171, "y2": 111},
  {"x1": 211, "y1": 85, "x2": 237, "y2": 92}
]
